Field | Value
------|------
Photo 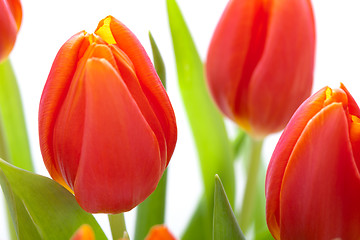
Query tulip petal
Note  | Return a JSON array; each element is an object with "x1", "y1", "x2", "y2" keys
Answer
[
  {"x1": 71, "y1": 224, "x2": 95, "y2": 240},
  {"x1": 279, "y1": 103, "x2": 360, "y2": 239},
  {"x1": 39, "y1": 32, "x2": 86, "y2": 190},
  {"x1": 340, "y1": 83, "x2": 360, "y2": 117},
  {"x1": 266, "y1": 87, "x2": 327, "y2": 235},
  {"x1": 145, "y1": 225, "x2": 176, "y2": 240},
  {"x1": 4, "y1": 0, "x2": 21, "y2": 29},
  {"x1": 206, "y1": 0, "x2": 270, "y2": 125},
  {"x1": 99, "y1": 16, "x2": 177, "y2": 164},
  {"x1": 0, "y1": 0, "x2": 22, "y2": 62},
  {"x1": 248, "y1": 0, "x2": 315, "y2": 136},
  {"x1": 74, "y1": 58, "x2": 162, "y2": 213},
  {"x1": 111, "y1": 45, "x2": 167, "y2": 169}
]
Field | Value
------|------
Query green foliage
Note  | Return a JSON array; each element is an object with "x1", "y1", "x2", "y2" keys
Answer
[
  {"x1": 167, "y1": 0, "x2": 235, "y2": 238},
  {"x1": 0, "y1": 159, "x2": 106, "y2": 240},
  {"x1": 213, "y1": 175, "x2": 245, "y2": 240}
]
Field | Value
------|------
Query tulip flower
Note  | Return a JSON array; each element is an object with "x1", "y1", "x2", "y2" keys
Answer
[
  {"x1": 0, "y1": 0, "x2": 22, "y2": 62},
  {"x1": 39, "y1": 16, "x2": 177, "y2": 213},
  {"x1": 205, "y1": 0, "x2": 316, "y2": 138},
  {"x1": 145, "y1": 225, "x2": 177, "y2": 240},
  {"x1": 265, "y1": 84, "x2": 360, "y2": 239},
  {"x1": 70, "y1": 225, "x2": 95, "y2": 240}
]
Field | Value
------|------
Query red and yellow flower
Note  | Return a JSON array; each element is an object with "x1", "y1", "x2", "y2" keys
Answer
[
  {"x1": 39, "y1": 16, "x2": 177, "y2": 214},
  {"x1": 266, "y1": 84, "x2": 360, "y2": 239}
]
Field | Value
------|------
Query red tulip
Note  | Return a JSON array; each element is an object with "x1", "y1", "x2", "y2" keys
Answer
[
  {"x1": 145, "y1": 225, "x2": 177, "y2": 240},
  {"x1": 0, "y1": 0, "x2": 22, "y2": 62},
  {"x1": 265, "y1": 84, "x2": 360, "y2": 239},
  {"x1": 39, "y1": 16, "x2": 177, "y2": 213},
  {"x1": 206, "y1": 0, "x2": 315, "y2": 138}
]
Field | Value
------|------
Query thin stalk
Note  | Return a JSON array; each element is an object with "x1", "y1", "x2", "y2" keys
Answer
[
  {"x1": 108, "y1": 213, "x2": 127, "y2": 240},
  {"x1": 134, "y1": 170, "x2": 167, "y2": 240},
  {"x1": 238, "y1": 138, "x2": 263, "y2": 233}
]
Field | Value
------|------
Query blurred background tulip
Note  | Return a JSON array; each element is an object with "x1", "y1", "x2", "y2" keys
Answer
[
  {"x1": 71, "y1": 225, "x2": 95, "y2": 240},
  {"x1": 206, "y1": 0, "x2": 316, "y2": 139},
  {"x1": 0, "y1": 0, "x2": 22, "y2": 62},
  {"x1": 266, "y1": 84, "x2": 360, "y2": 240},
  {"x1": 145, "y1": 225, "x2": 177, "y2": 240},
  {"x1": 38, "y1": 16, "x2": 177, "y2": 214}
]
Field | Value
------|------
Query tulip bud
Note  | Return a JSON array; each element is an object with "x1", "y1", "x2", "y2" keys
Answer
[
  {"x1": 39, "y1": 16, "x2": 177, "y2": 213},
  {"x1": 70, "y1": 225, "x2": 95, "y2": 240},
  {"x1": 265, "y1": 84, "x2": 360, "y2": 239},
  {"x1": 206, "y1": 0, "x2": 316, "y2": 138},
  {"x1": 145, "y1": 225, "x2": 177, "y2": 240},
  {"x1": 0, "y1": 0, "x2": 22, "y2": 62}
]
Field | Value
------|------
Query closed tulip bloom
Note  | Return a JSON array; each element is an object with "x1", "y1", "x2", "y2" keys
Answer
[
  {"x1": 39, "y1": 16, "x2": 177, "y2": 213},
  {"x1": 206, "y1": 0, "x2": 315, "y2": 138},
  {"x1": 265, "y1": 84, "x2": 360, "y2": 239},
  {"x1": 0, "y1": 0, "x2": 22, "y2": 62}
]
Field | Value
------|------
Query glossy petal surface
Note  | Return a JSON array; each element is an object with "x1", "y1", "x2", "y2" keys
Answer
[
  {"x1": 280, "y1": 103, "x2": 360, "y2": 239},
  {"x1": 103, "y1": 16, "x2": 177, "y2": 164},
  {"x1": 266, "y1": 85, "x2": 360, "y2": 239},
  {"x1": 39, "y1": 32, "x2": 86, "y2": 190},
  {"x1": 39, "y1": 16, "x2": 177, "y2": 213}
]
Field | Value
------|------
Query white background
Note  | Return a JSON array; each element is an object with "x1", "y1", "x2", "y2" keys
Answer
[{"x1": 1, "y1": 0, "x2": 360, "y2": 239}]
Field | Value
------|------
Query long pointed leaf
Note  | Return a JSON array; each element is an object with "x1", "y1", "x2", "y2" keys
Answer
[
  {"x1": 0, "y1": 59, "x2": 33, "y2": 171},
  {"x1": 167, "y1": 0, "x2": 234, "y2": 218},
  {"x1": 0, "y1": 159, "x2": 107, "y2": 240},
  {"x1": 213, "y1": 175, "x2": 245, "y2": 240}
]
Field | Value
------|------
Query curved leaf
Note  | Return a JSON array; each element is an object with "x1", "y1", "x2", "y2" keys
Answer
[
  {"x1": 0, "y1": 159, "x2": 107, "y2": 240},
  {"x1": 213, "y1": 175, "x2": 245, "y2": 240}
]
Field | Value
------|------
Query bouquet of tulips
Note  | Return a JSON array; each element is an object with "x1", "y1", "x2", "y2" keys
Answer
[{"x1": 1, "y1": 0, "x2": 359, "y2": 239}]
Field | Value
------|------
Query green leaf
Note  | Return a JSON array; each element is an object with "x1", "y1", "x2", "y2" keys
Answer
[
  {"x1": 167, "y1": 0, "x2": 235, "y2": 224},
  {"x1": 149, "y1": 32, "x2": 166, "y2": 88},
  {"x1": 0, "y1": 59, "x2": 33, "y2": 171},
  {"x1": 0, "y1": 158, "x2": 107, "y2": 240},
  {"x1": 133, "y1": 33, "x2": 168, "y2": 240},
  {"x1": 213, "y1": 175, "x2": 245, "y2": 240},
  {"x1": 182, "y1": 195, "x2": 212, "y2": 240}
]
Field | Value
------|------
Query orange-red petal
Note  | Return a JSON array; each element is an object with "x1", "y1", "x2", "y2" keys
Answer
[
  {"x1": 0, "y1": 0, "x2": 22, "y2": 62},
  {"x1": 70, "y1": 224, "x2": 95, "y2": 240},
  {"x1": 101, "y1": 16, "x2": 177, "y2": 165},
  {"x1": 73, "y1": 58, "x2": 161, "y2": 213},
  {"x1": 39, "y1": 32, "x2": 86, "y2": 191},
  {"x1": 248, "y1": 0, "x2": 315, "y2": 137},
  {"x1": 279, "y1": 103, "x2": 360, "y2": 239},
  {"x1": 145, "y1": 225, "x2": 177, "y2": 240}
]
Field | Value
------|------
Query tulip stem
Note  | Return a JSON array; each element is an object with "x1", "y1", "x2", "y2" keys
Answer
[
  {"x1": 238, "y1": 138, "x2": 263, "y2": 233},
  {"x1": 108, "y1": 213, "x2": 127, "y2": 240}
]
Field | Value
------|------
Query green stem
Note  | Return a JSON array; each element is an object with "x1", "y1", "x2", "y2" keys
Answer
[
  {"x1": 232, "y1": 129, "x2": 246, "y2": 161},
  {"x1": 108, "y1": 213, "x2": 127, "y2": 240},
  {"x1": 0, "y1": 59, "x2": 33, "y2": 171},
  {"x1": 238, "y1": 138, "x2": 263, "y2": 233},
  {"x1": 134, "y1": 170, "x2": 167, "y2": 240}
]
